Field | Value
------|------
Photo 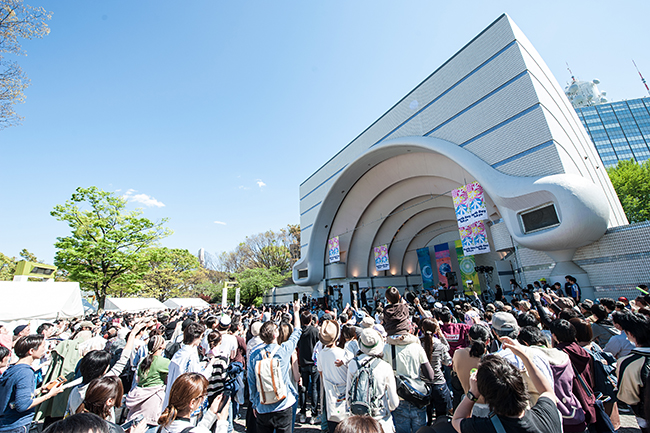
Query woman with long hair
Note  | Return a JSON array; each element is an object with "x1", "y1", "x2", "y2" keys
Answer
[
  {"x1": 419, "y1": 318, "x2": 452, "y2": 421},
  {"x1": 452, "y1": 324, "x2": 490, "y2": 416},
  {"x1": 125, "y1": 335, "x2": 169, "y2": 430},
  {"x1": 157, "y1": 372, "x2": 229, "y2": 433},
  {"x1": 76, "y1": 376, "x2": 145, "y2": 433},
  {"x1": 278, "y1": 322, "x2": 301, "y2": 433},
  {"x1": 337, "y1": 324, "x2": 359, "y2": 357}
]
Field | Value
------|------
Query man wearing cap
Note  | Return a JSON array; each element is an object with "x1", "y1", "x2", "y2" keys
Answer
[
  {"x1": 539, "y1": 278, "x2": 551, "y2": 292},
  {"x1": 12, "y1": 325, "x2": 30, "y2": 340},
  {"x1": 317, "y1": 320, "x2": 351, "y2": 433},
  {"x1": 218, "y1": 315, "x2": 238, "y2": 361},
  {"x1": 491, "y1": 312, "x2": 554, "y2": 405}
]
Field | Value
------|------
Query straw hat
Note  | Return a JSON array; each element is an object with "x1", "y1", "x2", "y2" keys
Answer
[{"x1": 319, "y1": 320, "x2": 340, "y2": 346}]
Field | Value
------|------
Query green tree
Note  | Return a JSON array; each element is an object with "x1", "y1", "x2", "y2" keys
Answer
[
  {"x1": 140, "y1": 247, "x2": 200, "y2": 301},
  {"x1": 0, "y1": 252, "x2": 15, "y2": 280},
  {"x1": 608, "y1": 159, "x2": 650, "y2": 223},
  {"x1": 0, "y1": 0, "x2": 52, "y2": 128},
  {"x1": 235, "y1": 267, "x2": 287, "y2": 306},
  {"x1": 51, "y1": 186, "x2": 172, "y2": 309}
]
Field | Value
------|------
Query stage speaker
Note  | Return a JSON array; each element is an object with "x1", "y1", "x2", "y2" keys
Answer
[
  {"x1": 445, "y1": 272, "x2": 458, "y2": 287},
  {"x1": 439, "y1": 289, "x2": 455, "y2": 302}
]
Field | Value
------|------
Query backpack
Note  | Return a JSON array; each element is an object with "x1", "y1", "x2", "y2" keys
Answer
[
  {"x1": 587, "y1": 345, "x2": 618, "y2": 399},
  {"x1": 164, "y1": 341, "x2": 181, "y2": 360},
  {"x1": 254, "y1": 345, "x2": 287, "y2": 405},
  {"x1": 390, "y1": 345, "x2": 432, "y2": 408},
  {"x1": 348, "y1": 356, "x2": 382, "y2": 416}
]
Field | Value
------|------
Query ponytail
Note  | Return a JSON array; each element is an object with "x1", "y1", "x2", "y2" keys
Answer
[
  {"x1": 139, "y1": 335, "x2": 165, "y2": 382},
  {"x1": 158, "y1": 405, "x2": 178, "y2": 428},
  {"x1": 469, "y1": 339, "x2": 487, "y2": 357}
]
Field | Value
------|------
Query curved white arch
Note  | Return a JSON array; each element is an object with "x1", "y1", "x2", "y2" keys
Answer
[{"x1": 294, "y1": 136, "x2": 609, "y2": 286}]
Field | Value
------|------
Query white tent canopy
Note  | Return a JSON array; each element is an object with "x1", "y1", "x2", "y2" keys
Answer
[
  {"x1": 163, "y1": 298, "x2": 211, "y2": 309},
  {"x1": 0, "y1": 281, "x2": 84, "y2": 321},
  {"x1": 104, "y1": 297, "x2": 167, "y2": 312}
]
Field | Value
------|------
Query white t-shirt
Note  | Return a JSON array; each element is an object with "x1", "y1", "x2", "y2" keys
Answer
[
  {"x1": 383, "y1": 342, "x2": 428, "y2": 380},
  {"x1": 318, "y1": 346, "x2": 351, "y2": 385},
  {"x1": 220, "y1": 333, "x2": 238, "y2": 360}
]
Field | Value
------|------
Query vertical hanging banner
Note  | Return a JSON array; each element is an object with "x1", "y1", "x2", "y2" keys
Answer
[
  {"x1": 434, "y1": 243, "x2": 452, "y2": 286},
  {"x1": 466, "y1": 182, "x2": 488, "y2": 223},
  {"x1": 374, "y1": 244, "x2": 390, "y2": 271},
  {"x1": 328, "y1": 236, "x2": 340, "y2": 263},
  {"x1": 453, "y1": 181, "x2": 490, "y2": 256},
  {"x1": 455, "y1": 240, "x2": 480, "y2": 294},
  {"x1": 416, "y1": 247, "x2": 435, "y2": 289},
  {"x1": 452, "y1": 185, "x2": 471, "y2": 227}
]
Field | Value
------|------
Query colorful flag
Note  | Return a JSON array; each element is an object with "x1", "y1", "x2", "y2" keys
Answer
[
  {"x1": 328, "y1": 236, "x2": 340, "y2": 263},
  {"x1": 467, "y1": 182, "x2": 488, "y2": 223},
  {"x1": 374, "y1": 244, "x2": 389, "y2": 271},
  {"x1": 455, "y1": 240, "x2": 480, "y2": 294},
  {"x1": 452, "y1": 185, "x2": 471, "y2": 227},
  {"x1": 417, "y1": 247, "x2": 434, "y2": 289},
  {"x1": 434, "y1": 243, "x2": 452, "y2": 286}
]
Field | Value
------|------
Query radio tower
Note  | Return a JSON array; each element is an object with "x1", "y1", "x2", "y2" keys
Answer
[{"x1": 633, "y1": 60, "x2": 650, "y2": 97}]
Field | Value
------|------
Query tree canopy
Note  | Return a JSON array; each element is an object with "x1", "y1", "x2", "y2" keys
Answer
[
  {"x1": 139, "y1": 247, "x2": 201, "y2": 301},
  {"x1": 0, "y1": 0, "x2": 52, "y2": 128},
  {"x1": 51, "y1": 186, "x2": 172, "y2": 309},
  {"x1": 607, "y1": 159, "x2": 650, "y2": 223},
  {"x1": 235, "y1": 267, "x2": 287, "y2": 307}
]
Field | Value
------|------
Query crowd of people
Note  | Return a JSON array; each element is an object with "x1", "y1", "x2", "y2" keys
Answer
[{"x1": 1, "y1": 280, "x2": 650, "y2": 433}]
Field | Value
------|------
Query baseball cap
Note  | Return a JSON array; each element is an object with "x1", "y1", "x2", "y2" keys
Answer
[{"x1": 491, "y1": 312, "x2": 519, "y2": 336}]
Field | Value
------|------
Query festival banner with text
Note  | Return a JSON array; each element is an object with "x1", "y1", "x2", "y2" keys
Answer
[
  {"x1": 328, "y1": 237, "x2": 340, "y2": 263},
  {"x1": 416, "y1": 247, "x2": 435, "y2": 289},
  {"x1": 452, "y1": 182, "x2": 490, "y2": 256},
  {"x1": 374, "y1": 244, "x2": 390, "y2": 272},
  {"x1": 455, "y1": 240, "x2": 481, "y2": 294}
]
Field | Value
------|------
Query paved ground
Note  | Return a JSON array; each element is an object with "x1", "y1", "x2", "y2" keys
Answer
[{"x1": 235, "y1": 405, "x2": 642, "y2": 433}]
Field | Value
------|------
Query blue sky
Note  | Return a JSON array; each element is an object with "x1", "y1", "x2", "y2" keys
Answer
[{"x1": 1, "y1": 0, "x2": 649, "y2": 264}]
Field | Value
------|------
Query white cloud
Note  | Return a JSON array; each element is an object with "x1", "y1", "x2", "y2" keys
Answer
[
  {"x1": 122, "y1": 189, "x2": 165, "y2": 208},
  {"x1": 256, "y1": 179, "x2": 266, "y2": 188},
  {"x1": 238, "y1": 185, "x2": 250, "y2": 190},
  {"x1": 214, "y1": 221, "x2": 227, "y2": 225}
]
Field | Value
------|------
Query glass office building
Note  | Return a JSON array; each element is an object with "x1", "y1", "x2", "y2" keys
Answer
[{"x1": 575, "y1": 97, "x2": 650, "y2": 168}]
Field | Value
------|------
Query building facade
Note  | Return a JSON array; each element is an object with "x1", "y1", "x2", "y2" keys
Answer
[
  {"x1": 575, "y1": 97, "x2": 650, "y2": 168},
  {"x1": 288, "y1": 14, "x2": 649, "y2": 307}
]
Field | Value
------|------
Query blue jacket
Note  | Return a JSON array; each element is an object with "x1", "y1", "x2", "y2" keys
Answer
[
  {"x1": 0, "y1": 364, "x2": 36, "y2": 431},
  {"x1": 247, "y1": 327, "x2": 302, "y2": 414}
]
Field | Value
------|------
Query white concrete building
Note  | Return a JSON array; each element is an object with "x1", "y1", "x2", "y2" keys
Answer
[{"x1": 290, "y1": 14, "x2": 648, "y2": 306}]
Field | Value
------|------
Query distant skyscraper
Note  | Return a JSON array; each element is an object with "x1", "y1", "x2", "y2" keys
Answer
[
  {"x1": 198, "y1": 248, "x2": 205, "y2": 267},
  {"x1": 574, "y1": 97, "x2": 650, "y2": 168}
]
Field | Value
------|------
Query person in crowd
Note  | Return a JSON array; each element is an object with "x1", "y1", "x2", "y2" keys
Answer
[
  {"x1": 452, "y1": 324, "x2": 490, "y2": 417},
  {"x1": 517, "y1": 325, "x2": 587, "y2": 433},
  {"x1": 157, "y1": 373, "x2": 230, "y2": 433},
  {"x1": 565, "y1": 276, "x2": 581, "y2": 303},
  {"x1": 550, "y1": 319, "x2": 597, "y2": 428},
  {"x1": 491, "y1": 312, "x2": 553, "y2": 406},
  {"x1": 0, "y1": 325, "x2": 12, "y2": 350},
  {"x1": 68, "y1": 322, "x2": 148, "y2": 417},
  {"x1": 0, "y1": 346, "x2": 11, "y2": 375},
  {"x1": 163, "y1": 322, "x2": 215, "y2": 409},
  {"x1": 124, "y1": 334, "x2": 169, "y2": 431},
  {"x1": 451, "y1": 337, "x2": 560, "y2": 433},
  {"x1": 0, "y1": 334, "x2": 65, "y2": 432},
  {"x1": 384, "y1": 296, "x2": 435, "y2": 433},
  {"x1": 346, "y1": 328, "x2": 398, "y2": 433},
  {"x1": 76, "y1": 376, "x2": 144, "y2": 433},
  {"x1": 605, "y1": 310, "x2": 636, "y2": 359},
  {"x1": 42, "y1": 413, "x2": 110, "y2": 433},
  {"x1": 420, "y1": 318, "x2": 452, "y2": 420},
  {"x1": 337, "y1": 324, "x2": 359, "y2": 358},
  {"x1": 333, "y1": 415, "x2": 384, "y2": 433},
  {"x1": 317, "y1": 320, "x2": 350, "y2": 433},
  {"x1": 617, "y1": 312, "x2": 650, "y2": 433},
  {"x1": 278, "y1": 321, "x2": 300, "y2": 433},
  {"x1": 297, "y1": 309, "x2": 319, "y2": 424},
  {"x1": 590, "y1": 304, "x2": 618, "y2": 347},
  {"x1": 248, "y1": 301, "x2": 302, "y2": 433}
]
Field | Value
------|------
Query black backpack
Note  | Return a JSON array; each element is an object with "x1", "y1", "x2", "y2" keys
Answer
[{"x1": 391, "y1": 345, "x2": 432, "y2": 408}]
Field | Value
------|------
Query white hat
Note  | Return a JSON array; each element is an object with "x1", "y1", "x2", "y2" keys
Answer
[
  {"x1": 251, "y1": 322, "x2": 262, "y2": 337},
  {"x1": 219, "y1": 315, "x2": 232, "y2": 328},
  {"x1": 359, "y1": 328, "x2": 384, "y2": 357}
]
